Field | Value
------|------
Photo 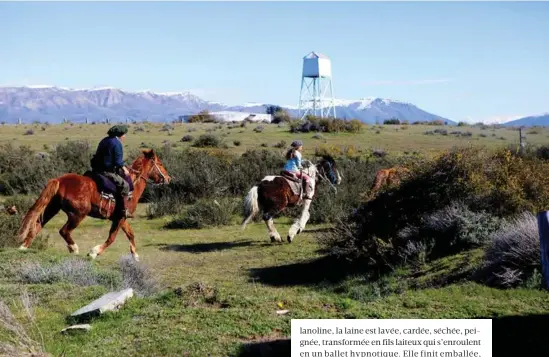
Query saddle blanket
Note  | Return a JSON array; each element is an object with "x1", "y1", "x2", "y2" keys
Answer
[
  {"x1": 83, "y1": 170, "x2": 134, "y2": 196},
  {"x1": 280, "y1": 171, "x2": 303, "y2": 196}
]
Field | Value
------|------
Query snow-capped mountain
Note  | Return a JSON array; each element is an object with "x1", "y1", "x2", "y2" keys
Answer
[
  {"x1": 0, "y1": 85, "x2": 454, "y2": 124},
  {"x1": 232, "y1": 97, "x2": 454, "y2": 124}
]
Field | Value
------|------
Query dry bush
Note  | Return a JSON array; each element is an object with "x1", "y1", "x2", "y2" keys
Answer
[
  {"x1": 0, "y1": 290, "x2": 48, "y2": 357},
  {"x1": 480, "y1": 212, "x2": 541, "y2": 288}
]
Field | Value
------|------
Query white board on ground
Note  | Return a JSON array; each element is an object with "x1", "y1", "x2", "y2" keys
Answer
[{"x1": 71, "y1": 288, "x2": 134, "y2": 318}]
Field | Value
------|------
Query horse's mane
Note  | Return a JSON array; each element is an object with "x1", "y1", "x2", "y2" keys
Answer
[{"x1": 319, "y1": 155, "x2": 336, "y2": 165}]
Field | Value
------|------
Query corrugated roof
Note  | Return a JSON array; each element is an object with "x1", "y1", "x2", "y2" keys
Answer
[{"x1": 303, "y1": 51, "x2": 330, "y2": 59}]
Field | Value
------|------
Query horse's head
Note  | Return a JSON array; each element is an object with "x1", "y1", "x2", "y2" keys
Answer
[
  {"x1": 135, "y1": 149, "x2": 171, "y2": 185},
  {"x1": 315, "y1": 155, "x2": 342, "y2": 186}
]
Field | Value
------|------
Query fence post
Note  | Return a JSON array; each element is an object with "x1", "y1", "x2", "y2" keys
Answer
[{"x1": 537, "y1": 211, "x2": 549, "y2": 289}]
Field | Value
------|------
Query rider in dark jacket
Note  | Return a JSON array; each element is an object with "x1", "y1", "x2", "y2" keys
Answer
[{"x1": 91, "y1": 124, "x2": 133, "y2": 219}]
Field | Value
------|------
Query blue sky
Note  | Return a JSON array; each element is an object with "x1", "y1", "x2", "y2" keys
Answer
[{"x1": 1, "y1": 1, "x2": 548, "y2": 123}]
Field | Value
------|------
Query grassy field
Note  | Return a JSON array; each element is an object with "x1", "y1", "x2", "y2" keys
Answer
[
  {"x1": 0, "y1": 121, "x2": 543, "y2": 157},
  {"x1": 1, "y1": 121, "x2": 549, "y2": 356}
]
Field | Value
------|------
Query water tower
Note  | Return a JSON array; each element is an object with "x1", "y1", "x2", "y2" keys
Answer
[{"x1": 298, "y1": 51, "x2": 336, "y2": 120}]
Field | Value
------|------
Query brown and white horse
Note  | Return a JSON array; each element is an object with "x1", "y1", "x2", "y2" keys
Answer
[{"x1": 241, "y1": 156, "x2": 342, "y2": 243}]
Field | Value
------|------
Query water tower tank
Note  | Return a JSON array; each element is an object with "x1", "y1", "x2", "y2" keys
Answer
[
  {"x1": 302, "y1": 51, "x2": 332, "y2": 78},
  {"x1": 298, "y1": 51, "x2": 336, "y2": 119}
]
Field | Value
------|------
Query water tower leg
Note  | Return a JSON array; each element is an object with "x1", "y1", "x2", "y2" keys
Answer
[
  {"x1": 329, "y1": 78, "x2": 336, "y2": 119},
  {"x1": 298, "y1": 77, "x2": 305, "y2": 120}
]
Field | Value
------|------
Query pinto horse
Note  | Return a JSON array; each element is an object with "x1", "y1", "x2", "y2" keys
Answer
[
  {"x1": 16, "y1": 148, "x2": 170, "y2": 261},
  {"x1": 241, "y1": 155, "x2": 342, "y2": 243}
]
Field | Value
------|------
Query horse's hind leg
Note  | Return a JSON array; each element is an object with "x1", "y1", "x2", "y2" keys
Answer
[
  {"x1": 120, "y1": 220, "x2": 139, "y2": 261},
  {"x1": 59, "y1": 212, "x2": 86, "y2": 254},
  {"x1": 19, "y1": 199, "x2": 61, "y2": 250},
  {"x1": 263, "y1": 212, "x2": 282, "y2": 243}
]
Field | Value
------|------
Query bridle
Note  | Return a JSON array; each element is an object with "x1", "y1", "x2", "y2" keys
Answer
[
  {"x1": 128, "y1": 159, "x2": 168, "y2": 185},
  {"x1": 316, "y1": 159, "x2": 338, "y2": 193}
]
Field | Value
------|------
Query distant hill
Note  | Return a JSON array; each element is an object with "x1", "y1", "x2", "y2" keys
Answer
[
  {"x1": 0, "y1": 85, "x2": 455, "y2": 124},
  {"x1": 502, "y1": 113, "x2": 549, "y2": 127}
]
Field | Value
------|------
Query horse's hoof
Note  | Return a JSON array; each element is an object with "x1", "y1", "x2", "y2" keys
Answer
[
  {"x1": 132, "y1": 254, "x2": 140, "y2": 262},
  {"x1": 87, "y1": 252, "x2": 97, "y2": 260},
  {"x1": 18, "y1": 245, "x2": 28, "y2": 251},
  {"x1": 297, "y1": 229, "x2": 302, "y2": 235},
  {"x1": 68, "y1": 244, "x2": 79, "y2": 254},
  {"x1": 287, "y1": 235, "x2": 293, "y2": 243},
  {"x1": 270, "y1": 236, "x2": 277, "y2": 243}
]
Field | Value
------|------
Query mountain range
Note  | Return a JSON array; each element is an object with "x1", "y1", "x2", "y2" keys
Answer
[
  {"x1": 501, "y1": 113, "x2": 549, "y2": 127},
  {"x1": 0, "y1": 85, "x2": 455, "y2": 125},
  {"x1": 0, "y1": 85, "x2": 545, "y2": 126}
]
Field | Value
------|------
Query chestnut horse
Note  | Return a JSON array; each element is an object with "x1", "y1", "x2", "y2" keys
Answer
[
  {"x1": 241, "y1": 156, "x2": 341, "y2": 243},
  {"x1": 365, "y1": 166, "x2": 410, "y2": 200},
  {"x1": 16, "y1": 148, "x2": 170, "y2": 261}
]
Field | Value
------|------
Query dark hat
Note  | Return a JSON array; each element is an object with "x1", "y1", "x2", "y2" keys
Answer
[
  {"x1": 291, "y1": 140, "x2": 303, "y2": 148},
  {"x1": 107, "y1": 124, "x2": 128, "y2": 137}
]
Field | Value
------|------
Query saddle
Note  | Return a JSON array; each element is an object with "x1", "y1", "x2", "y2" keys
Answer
[
  {"x1": 280, "y1": 170, "x2": 305, "y2": 198},
  {"x1": 83, "y1": 170, "x2": 134, "y2": 199}
]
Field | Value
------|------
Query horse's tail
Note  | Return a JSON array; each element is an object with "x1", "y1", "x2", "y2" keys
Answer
[
  {"x1": 17, "y1": 179, "x2": 60, "y2": 243},
  {"x1": 241, "y1": 185, "x2": 260, "y2": 230}
]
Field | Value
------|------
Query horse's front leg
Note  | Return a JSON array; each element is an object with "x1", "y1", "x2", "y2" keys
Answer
[
  {"x1": 120, "y1": 220, "x2": 139, "y2": 261},
  {"x1": 287, "y1": 199, "x2": 312, "y2": 243},
  {"x1": 263, "y1": 212, "x2": 282, "y2": 243},
  {"x1": 88, "y1": 219, "x2": 123, "y2": 259}
]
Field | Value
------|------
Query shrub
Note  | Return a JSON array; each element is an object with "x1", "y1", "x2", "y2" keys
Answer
[
  {"x1": 317, "y1": 146, "x2": 549, "y2": 271},
  {"x1": 271, "y1": 110, "x2": 292, "y2": 124},
  {"x1": 192, "y1": 134, "x2": 222, "y2": 148},
  {"x1": 0, "y1": 213, "x2": 49, "y2": 250},
  {"x1": 181, "y1": 135, "x2": 194, "y2": 142},
  {"x1": 119, "y1": 255, "x2": 158, "y2": 297},
  {"x1": 434, "y1": 128, "x2": 448, "y2": 136},
  {"x1": 0, "y1": 144, "x2": 58, "y2": 195},
  {"x1": 233, "y1": 140, "x2": 241, "y2": 146},
  {"x1": 145, "y1": 190, "x2": 186, "y2": 219},
  {"x1": 312, "y1": 134, "x2": 324, "y2": 140},
  {"x1": 383, "y1": 118, "x2": 400, "y2": 125},
  {"x1": 160, "y1": 124, "x2": 174, "y2": 132},
  {"x1": 396, "y1": 202, "x2": 503, "y2": 262},
  {"x1": 289, "y1": 116, "x2": 362, "y2": 133},
  {"x1": 51, "y1": 140, "x2": 92, "y2": 174},
  {"x1": 186, "y1": 110, "x2": 218, "y2": 123},
  {"x1": 253, "y1": 125, "x2": 264, "y2": 133},
  {"x1": 17, "y1": 257, "x2": 118, "y2": 287},
  {"x1": 164, "y1": 197, "x2": 239, "y2": 229},
  {"x1": 480, "y1": 211, "x2": 540, "y2": 288}
]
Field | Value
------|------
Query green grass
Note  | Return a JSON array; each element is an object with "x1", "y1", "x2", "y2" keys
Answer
[
  {"x1": 0, "y1": 204, "x2": 548, "y2": 356},
  {"x1": 1, "y1": 122, "x2": 549, "y2": 356}
]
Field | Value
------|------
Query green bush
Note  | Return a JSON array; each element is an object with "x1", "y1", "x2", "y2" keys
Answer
[
  {"x1": 317, "y1": 146, "x2": 549, "y2": 271},
  {"x1": 164, "y1": 197, "x2": 239, "y2": 229},
  {"x1": 192, "y1": 134, "x2": 223, "y2": 148}
]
